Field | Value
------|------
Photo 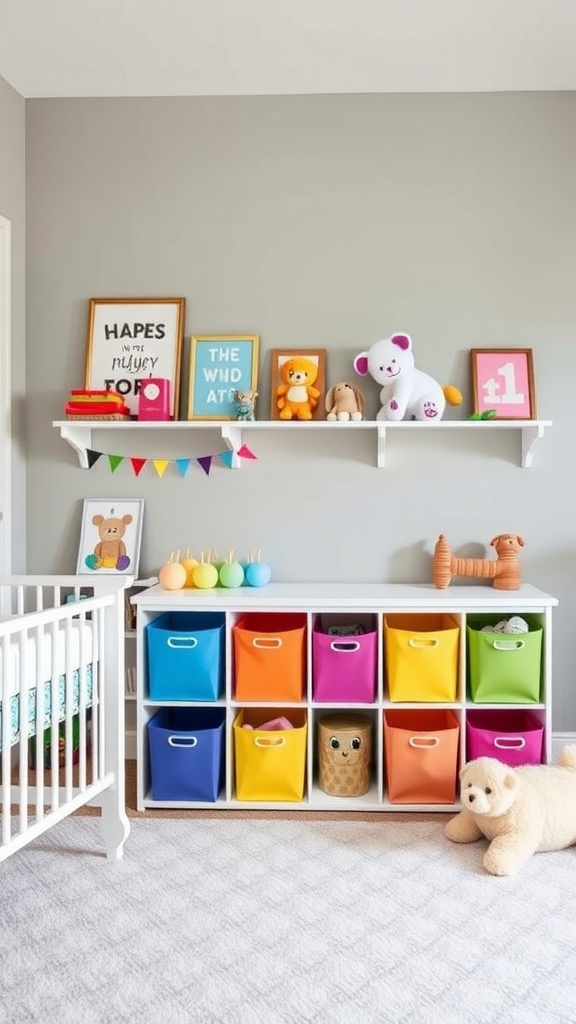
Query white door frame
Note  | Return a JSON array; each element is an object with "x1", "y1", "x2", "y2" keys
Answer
[{"x1": 0, "y1": 214, "x2": 12, "y2": 576}]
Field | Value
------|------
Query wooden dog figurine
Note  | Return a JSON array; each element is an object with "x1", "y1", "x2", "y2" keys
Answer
[{"x1": 433, "y1": 533, "x2": 524, "y2": 591}]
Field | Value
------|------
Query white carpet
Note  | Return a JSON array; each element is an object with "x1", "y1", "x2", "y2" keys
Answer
[{"x1": 1, "y1": 815, "x2": 575, "y2": 1024}]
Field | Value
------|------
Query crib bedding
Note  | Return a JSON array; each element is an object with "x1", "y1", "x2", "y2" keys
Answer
[
  {"x1": 0, "y1": 622, "x2": 96, "y2": 749},
  {"x1": 0, "y1": 665, "x2": 94, "y2": 750}
]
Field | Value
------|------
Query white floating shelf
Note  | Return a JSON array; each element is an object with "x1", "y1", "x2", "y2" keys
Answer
[{"x1": 53, "y1": 418, "x2": 552, "y2": 470}]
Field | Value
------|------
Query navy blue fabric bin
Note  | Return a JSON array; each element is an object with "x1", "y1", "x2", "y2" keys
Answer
[
  {"x1": 146, "y1": 612, "x2": 225, "y2": 701},
  {"x1": 148, "y1": 707, "x2": 225, "y2": 802}
]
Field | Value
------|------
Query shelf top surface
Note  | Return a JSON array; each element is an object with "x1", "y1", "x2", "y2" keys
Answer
[
  {"x1": 131, "y1": 581, "x2": 557, "y2": 609},
  {"x1": 53, "y1": 418, "x2": 552, "y2": 431}
]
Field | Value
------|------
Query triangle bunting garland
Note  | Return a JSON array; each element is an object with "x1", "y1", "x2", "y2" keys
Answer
[{"x1": 82, "y1": 443, "x2": 258, "y2": 478}]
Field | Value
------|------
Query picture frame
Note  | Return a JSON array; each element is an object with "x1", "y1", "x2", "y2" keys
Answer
[
  {"x1": 76, "y1": 498, "x2": 145, "y2": 577},
  {"x1": 270, "y1": 348, "x2": 327, "y2": 421},
  {"x1": 470, "y1": 348, "x2": 537, "y2": 420},
  {"x1": 187, "y1": 334, "x2": 259, "y2": 420},
  {"x1": 84, "y1": 297, "x2": 185, "y2": 419}
]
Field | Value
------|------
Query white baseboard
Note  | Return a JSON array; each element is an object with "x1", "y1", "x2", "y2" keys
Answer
[{"x1": 551, "y1": 733, "x2": 576, "y2": 759}]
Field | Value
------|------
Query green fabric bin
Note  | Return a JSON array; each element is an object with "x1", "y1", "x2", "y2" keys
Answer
[{"x1": 467, "y1": 615, "x2": 542, "y2": 703}]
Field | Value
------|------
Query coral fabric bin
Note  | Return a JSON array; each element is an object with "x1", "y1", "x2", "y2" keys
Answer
[
  {"x1": 233, "y1": 708, "x2": 307, "y2": 801},
  {"x1": 385, "y1": 614, "x2": 459, "y2": 702},
  {"x1": 146, "y1": 612, "x2": 225, "y2": 701},
  {"x1": 312, "y1": 615, "x2": 377, "y2": 703},
  {"x1": 467, "y1": 615, "x2": 543, "y2": 703},
  {"x1": 466, "y1": 710, "x2": 544, "y2": 767},
  {"x1": 233, "y1": 614, "x2": 306, "y2": 702},
  {"x1": 147, "y1": 707, "x2": 225, "y2": 802},
  {"x1": 384, "y1": 709, "x2": 460, "y2": 804}
]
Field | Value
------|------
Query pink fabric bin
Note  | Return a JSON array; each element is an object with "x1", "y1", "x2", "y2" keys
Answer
[
  {"x1": 466, "y1": 710, "x2": 544, "y2": 768},
  {"x1": 312, "y1": 616, "x2": 377, "y2": 703}
]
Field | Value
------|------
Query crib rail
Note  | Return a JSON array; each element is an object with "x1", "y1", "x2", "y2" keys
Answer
[{"x1": 0, "y1": 575, "x2": 131, "y2": 863}]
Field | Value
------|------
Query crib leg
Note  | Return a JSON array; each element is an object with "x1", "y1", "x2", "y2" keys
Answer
[{"x1": 99, "y1": 790, "x2": 130, "y2": 861}]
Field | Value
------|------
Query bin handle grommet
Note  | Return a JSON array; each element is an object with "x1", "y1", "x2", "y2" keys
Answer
[
  {"x1": 493, "y1": 640, "x2": 525, "y2": 651},
  {"x1": 254, "y1": 736, "x2": 286, "y2": 748},
  {"x1": 409, "y1": 736, "x2": 440, "y2": 748},
  {"x1": 167, "y1": 637, "x2": 198, "y2": 649},
  {"x1": 252, "y1": 637, "x2": 282, "y2": 649},
  {"x1": 494, "y1": 737, "x2": 526, "y2": 749},
  {"x1": 168, "y1": 735, "x2": 198, "y2": 748}
]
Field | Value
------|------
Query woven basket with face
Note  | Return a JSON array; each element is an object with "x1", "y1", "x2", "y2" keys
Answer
[{"x1": 318, "y1": 713, "x2": 372, "y2": 797}]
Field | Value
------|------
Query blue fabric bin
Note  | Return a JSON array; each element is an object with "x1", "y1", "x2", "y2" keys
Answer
[
  {"x1": 148, "y1": 707, "x2": 225, "y2": 802},
  {"x1": 146, "y1": 612, "x2": 225, "y2": 701}
]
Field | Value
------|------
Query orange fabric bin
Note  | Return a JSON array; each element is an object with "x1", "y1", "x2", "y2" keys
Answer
[
  {"x1": 233, "y1": 614, "x2": 307, "y2": 701},
  {"x1": 384, "y1": 709, "x2": 460, "y2": 804}
]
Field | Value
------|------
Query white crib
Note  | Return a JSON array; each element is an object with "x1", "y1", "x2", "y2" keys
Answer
[{"x1": 0, "y1": 575, "x2": 130, "y2": 863}]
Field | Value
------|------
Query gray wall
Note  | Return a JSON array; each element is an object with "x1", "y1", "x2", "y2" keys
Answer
[
  {"x1": 0, "y1": 73, "x2": 26, "y2": 572},
  {"x1": 24, "y1": 93, "x2": 576, "y2": 728}
]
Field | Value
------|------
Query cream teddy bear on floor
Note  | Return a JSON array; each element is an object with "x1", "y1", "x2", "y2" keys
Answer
[{"x1": 445, "y1": 747, "x2": 576, "y2": 876}]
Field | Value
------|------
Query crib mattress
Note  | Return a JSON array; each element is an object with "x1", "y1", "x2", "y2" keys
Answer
[{"x1": 0, "y1": 623, "x2": 95, "y2": 749}]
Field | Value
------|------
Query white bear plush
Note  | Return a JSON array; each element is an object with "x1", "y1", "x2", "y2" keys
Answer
[
  {"x1": 353, "y1": 332, "x2": 461, "y2": 422},
  {"x1": 445, "y1": 747, "x2": 576, "y2": 876}
]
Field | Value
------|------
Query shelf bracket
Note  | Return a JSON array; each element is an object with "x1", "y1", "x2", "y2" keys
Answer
[
  {"x1": 521, "y1": 423, "x2": 545, "y2": 469},
  {"x1": 59, "y1": 423, "x2": 92, "y2": 468},
  {"x1": 376, "y1": 425, "x2": 387, "y2": 468},
  {"x1": 220, "y1": 424, "x2": 242, "y2": 469}
]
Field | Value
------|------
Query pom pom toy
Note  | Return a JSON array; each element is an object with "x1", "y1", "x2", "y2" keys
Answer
[
  {"x1": 433, "y1": 533, "x2": 524, "y2": 591},
  {"x1": 158, "y1": 551, "x2": 187, "y2": 591},
  {"x1": 325, "y1": 381, "x2": 365, "y2": 421},
  {"x1": 180, "y1": 547, "x2": 198, "y2": 587},
  {"x1": 354, "y1": 332, "x2": 462, "y2": 422},
  {"x1": 244, "y1": 548, "x2": 272, "y2": 587},
  {"x1": 192, "y1": 552, "x2": 219, "y2": 590},
  {"x1": 219, "y1": 551, "x2": 245, "y2": 588},
  {"x1": 445, "y1": 747, "x2": 576, "y2": 876}
]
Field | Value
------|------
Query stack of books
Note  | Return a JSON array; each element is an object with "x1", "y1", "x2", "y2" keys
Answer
[{"x1": 65, "y1": 389, "x2": 132, "y2": 419}]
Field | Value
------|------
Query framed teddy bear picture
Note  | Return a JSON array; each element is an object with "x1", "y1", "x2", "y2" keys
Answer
[
  {"x1": 76, "y1": 498, "x2": 145, "y2": 576},
  {"x1": 270, "y1": 348, "x2": 326, "y2": 421}
]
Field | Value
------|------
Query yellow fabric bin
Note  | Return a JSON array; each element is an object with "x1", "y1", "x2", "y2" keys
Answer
[
  {"x1": 233, "y1": 709, "x2": 307, "y2": 802},
  {"x1": 385, "y1": 614, "x2": 460, "y2": 702}
]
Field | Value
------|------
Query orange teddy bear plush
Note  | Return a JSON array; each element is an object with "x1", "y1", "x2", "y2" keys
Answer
[{"x1": 276, "y1": 356, "x2": 320, "y2": 420}]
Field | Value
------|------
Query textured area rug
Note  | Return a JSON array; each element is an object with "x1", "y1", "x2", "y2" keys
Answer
[{"x1": 1, "y1": 816, "x2": 575, "y2": 1024}]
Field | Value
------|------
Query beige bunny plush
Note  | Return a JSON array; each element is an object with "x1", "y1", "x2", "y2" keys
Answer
[{"x1": 325, "y1": 381, "x2": 365, "y2": 421}]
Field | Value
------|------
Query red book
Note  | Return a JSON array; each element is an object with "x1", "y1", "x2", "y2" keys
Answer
[{"x1": 65, "y1": 402, "x2": 130, "y2": 416}]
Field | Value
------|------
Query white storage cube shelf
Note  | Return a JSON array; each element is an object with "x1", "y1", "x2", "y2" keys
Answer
[{"x1": 132, "y1": 583, "x2": 556, "y2": 813}]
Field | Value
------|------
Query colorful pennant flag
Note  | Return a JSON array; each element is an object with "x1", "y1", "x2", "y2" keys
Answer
[
  {"x1": 130, "y1": 458, "x2": 147, "y2": 477},
  {"x1": 108, "y1": 454, "x2": 124, "y2": 473},
  {"x1": 197, "y1": 456, "x2": 213, "y2": 476},
  {"x1": 152, "y1": 459, "x2": 170, "y2": 478}
]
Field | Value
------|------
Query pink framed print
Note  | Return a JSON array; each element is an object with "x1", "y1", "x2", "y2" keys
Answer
[{"x1": 470, "y1": 349, "x2": 537, "y2": 420}]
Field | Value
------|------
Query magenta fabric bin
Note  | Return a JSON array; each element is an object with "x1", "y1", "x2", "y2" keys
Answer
[
  {"x1": 466, "y1": 710, "x2": 544, "y2": 768},
  {"x1": 312, "y1": 616, "x2": 377, "y2": 703}
]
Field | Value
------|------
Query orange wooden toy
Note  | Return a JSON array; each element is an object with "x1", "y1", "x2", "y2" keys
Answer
[{"x1": 433, "y1": 533, "x2": 524, "y2": 591}]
